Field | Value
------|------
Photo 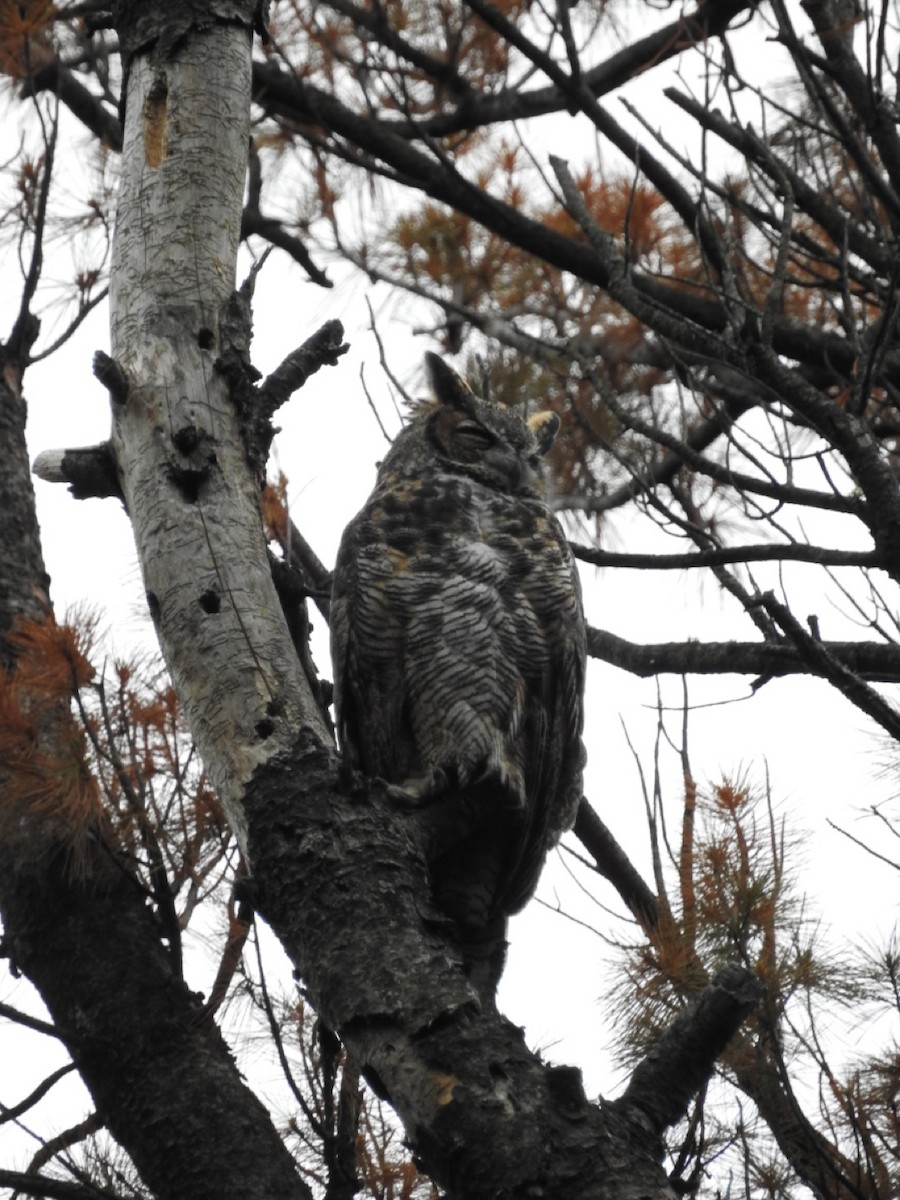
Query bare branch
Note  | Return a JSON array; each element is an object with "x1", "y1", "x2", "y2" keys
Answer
[
  {"x1": 804, "y1": 0, "x2": 900, "y2": 208},
  {"x1": 258, "y1": 320, "x2": 350, "y2": 413},
  {"x1": 571, "y1": 542, "x2": 880, "y2": 570},
  {"x1": 23, "y1": 63, "x2": 122, "y2": 151},
  {"x1": 32, "y1": 444, "x2": 122, "y2": 502},
  {"x1": 0, "y1": 1170, "x2": 116, "y2": 1200},
  {"x1": 573, "y1": 798, "x2": 659, "y2": 934},
  {"x1": 587, "y1": 627, "x2": 900, "y2": 683},
  {"x1": 664, "y1": 85, "x2": 896, "y2": 277},
  {"x1": 0, "y1": 1000, "x2": 62, "y2": 1039},
  {"x1": 0, "y1": 1065, "x2": 76, "y2": 1124},
  {"x1": 252, "y1": 61, "x2": 892, "y2": 388},
  {"x1": 755, "y1": 589, "x2": 900, "y2": 742},
  {"x1": 241, "y1": 209, "x2": 332, "y2": 287},
  {"x1": 616, "y1": 964, "x2": 763, "y2": 1138},
  {"x1": 315, "y1": 0, "x2": 757, "y2": 141}
]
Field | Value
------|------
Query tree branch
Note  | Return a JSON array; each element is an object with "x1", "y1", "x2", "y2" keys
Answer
[
  {"x1": 804, "y1": 0, "x2": 900, "y2": 208},
  {"x1": 0, "y1": 1170, "x2": 116, "y2": 1200},
  {"x1": 258, "y1": 319, "x2": 350, "y2": 414},
  {"x1": 360, "y1": 0, "x2": 757, "y2": 140},
  {"x1": 587, "y1": 627, "x2": 900, "y2": 683},
  {"x1": 0, "y1": 1000, "x2": 62, "y2": 1039},
  {"x1": 22, "y1": 62, "x2": 123, "y2": 151},
  {"x1": 251, "y1": 61, "x2": 890, "y2": 389},
  {"x1": 567, "y1": 360, "x2": 863, "y2": 518},
  {"x1": 571, "y1": 542, "x2": 880, "y2": 570},
  {"x1": 573, "y1": 798, "x2": 659, "y2": 934},
  {"x1": 616, "y1": 964, "x2": 763, "y2": 1139},
  {"x1": 0, "y1": 1065, "x2": 76, "y2": 1124},
  {"x1": 241, "y1": 209, "x2": 332, "y2": 286},
  {"x1": 754, "y1": 589, "x2": 900, "y2": 741},
  {"x1": 32, "y1": 444, "x2": 123, "y2": 501},
  {"x1": 664, "y1": 86, "x2": 896, "y2": 278}
]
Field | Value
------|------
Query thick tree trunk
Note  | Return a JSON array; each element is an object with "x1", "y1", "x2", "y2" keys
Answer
[{"x1": 108, "y1": 2, "x2": 325, "y2": 856}]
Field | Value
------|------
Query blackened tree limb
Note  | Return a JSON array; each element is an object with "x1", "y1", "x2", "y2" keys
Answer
[
  {"x1": 773, "y1": 0, "x2": 900, "y2": 222},
  {"x1": 563, "y1": 381, "x2": 760, "y2": 516},
  {"x1": 32, "y1": 443, "x2": 123, "y2": 501},
  {"x1": 319, "y1": 0, "x2": 756, "y2": 140},
  {"x1": 275, "y1": 513, "x2": 333, "y2": 623},
  {"x1": 0, "y1": 1065, "x2": 76, "y2": 1124},
  {"x1": 0, "y1": 1169, "x2": 116, "y2": 1200},
  {"x1": 322, "y1": 0, "x2": 474, "y2": 97},
  {"x1": 573, "y1": 799, "x2": 659, "y2": 934},
  {"x1": 615, "y1": 965, "x2": 763, "y2": 1139},
  {"x1": 27, "y1": 3, "x2": 759, "y2": 277},
  {"x1": 92, "y1": 351, "x2": 128, "y2": 406},
  {"x1": 803, "y1": 0, "x2": 900, "y2": 209},
  {"x1": 664, "y1": 86, "x2": 896, "y2": 279},
  {"x1": 259, "y1": 320, "x2": 350, "y2": 414},
  {"x1": 571, "y1": 543, "x2": 879, "y2": 570},
  {"x1": 748, "y1": 344, "x2": 900, "y2": 577},
  {"x1": 755, "y1": 590, "x2": 900, "y2": 741},
  {"x1": 250, "y1": 62, "x2": 889, "y2": 390},
  {"x1": 587, "y1": 627, "x2": 900, "y2": 683},
  {"x1": 564, "y1": 435, "x2": 861, "y2": 520},
  {"x1": 0, "y1": 1001, "x2": 61, "y2": 1039},
  {"x1": 241, "y1": 208, "x2": 332, "y2": 286},
  {"x1": 461, "y1": 0, "x2": 730, "y2": 279},
  {"x1": 245, "y1": 744, "x2": 685, "y2": 1200},
  {"x1": 22, "y1": 62, "x2": 123, "y2": 151},
  {"x1": 568, "y1": 350, "x2": 863, "y2": 519}
]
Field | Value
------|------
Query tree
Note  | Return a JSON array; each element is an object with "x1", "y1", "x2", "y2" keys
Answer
[{"x1": 1, "y1": 1, "x2": 898, "y2": 1197}]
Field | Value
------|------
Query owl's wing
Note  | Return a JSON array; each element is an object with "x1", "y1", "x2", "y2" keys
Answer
[
  {"x1": 330, "y1": 507, "x2": 414, "y2": 781},
  {"x1": 332, "y1": 507, "x2": 506, "y2": 790},
  {"x1": 494, "y1": 516, "x2": 586, "y2": 915}
]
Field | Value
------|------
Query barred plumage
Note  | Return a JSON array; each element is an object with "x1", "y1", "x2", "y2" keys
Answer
[{"x1": 330, "y1": 354, "x2": 586, "y2": 998}]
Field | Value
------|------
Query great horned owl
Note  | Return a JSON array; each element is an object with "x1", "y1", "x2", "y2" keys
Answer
[{"x1": 330, "y1": 354, "x2": 586, "y2": 998}]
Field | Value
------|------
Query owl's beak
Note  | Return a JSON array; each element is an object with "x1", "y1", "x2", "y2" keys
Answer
[{"x1": 485, "y1": 445, "x2": 530, "y2": 491}]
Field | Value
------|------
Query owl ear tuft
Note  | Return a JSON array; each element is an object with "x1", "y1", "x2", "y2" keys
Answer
[
  {"x1": 528, "y1": 410, "x2": 561, "y2": 455},
  {"x1": 425, "y1": 353, "x2": 477, "y2": 415}
]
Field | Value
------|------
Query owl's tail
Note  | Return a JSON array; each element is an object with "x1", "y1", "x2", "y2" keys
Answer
[
  {"x1": 430, "y1": 831, "x2": 511, "y2": 1004},
  {"x1": 455, "y1": 915, "x2": 508, "y2": 1005}
]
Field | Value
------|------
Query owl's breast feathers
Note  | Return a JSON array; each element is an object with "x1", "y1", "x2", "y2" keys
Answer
[{"x1": 331, "y1": 470, "x2": 586, "y2": 917}]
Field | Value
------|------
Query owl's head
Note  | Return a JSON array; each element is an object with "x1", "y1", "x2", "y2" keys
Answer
[{"x1": 392, "y1": 353, "x2": 560, "y2": 497}]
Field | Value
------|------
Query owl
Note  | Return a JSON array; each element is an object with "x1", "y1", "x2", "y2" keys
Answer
[{"x1": 330, "y1": 354, "x2": 586, "y2": 999}]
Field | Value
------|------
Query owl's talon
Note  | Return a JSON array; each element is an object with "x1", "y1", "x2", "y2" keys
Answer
[
  {"x1": 384, "y1": 768, "x2": 449, "y2": 808},
  {"x1": 384, "y1": 784, "x2": 429, "y2": 809}
]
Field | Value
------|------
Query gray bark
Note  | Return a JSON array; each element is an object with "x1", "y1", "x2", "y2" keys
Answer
[{"x1": 107, "y1": 5, "x2": 325, "y2": 854}]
